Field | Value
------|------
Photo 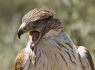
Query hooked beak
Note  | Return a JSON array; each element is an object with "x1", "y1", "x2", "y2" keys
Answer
[
  {"x1": 18, "y1": 23, "x2": 26, "y2": 39},
  {"x1": 18, "y1": 28, "x2": 24, "y2": 39},
  {"x1": 18, "y1": 22, "x2": 42, "y2": 47}
]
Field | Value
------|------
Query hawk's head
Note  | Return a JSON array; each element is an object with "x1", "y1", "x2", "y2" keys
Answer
[{"x1": 18, "y1": 8, "x2": 62, "y2": 46}]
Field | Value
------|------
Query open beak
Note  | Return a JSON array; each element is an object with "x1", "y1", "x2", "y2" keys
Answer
[
  {"x1": 28, "y1": 30, "x2": 41, "y2": 46},
  {"x1": 18, "y1": 23, "x2": 41, "y2": 46}
]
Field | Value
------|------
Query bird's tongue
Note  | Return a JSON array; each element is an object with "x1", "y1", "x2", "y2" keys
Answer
[{"x1": 30, "y1": 31, "x2": 39, "y2": 46}]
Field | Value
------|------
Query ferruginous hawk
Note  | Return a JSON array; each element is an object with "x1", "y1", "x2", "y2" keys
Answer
[{"x1": 13, "y1": 8, "x2": 94, "y2": 70}]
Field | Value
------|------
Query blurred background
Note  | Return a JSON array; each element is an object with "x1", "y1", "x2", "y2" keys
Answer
[{"x1": 0, "y1": 0, "x2": 95, "y2": 70}]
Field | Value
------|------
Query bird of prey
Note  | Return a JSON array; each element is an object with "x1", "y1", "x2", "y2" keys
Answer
[{"x1": 13, "y1": 8, "x2": 94, "y2": 70}]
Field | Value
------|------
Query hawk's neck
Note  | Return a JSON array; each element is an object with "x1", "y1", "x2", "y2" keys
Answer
[{"x1": 26, "y1": 28, "x2": 83, "y2": 70}]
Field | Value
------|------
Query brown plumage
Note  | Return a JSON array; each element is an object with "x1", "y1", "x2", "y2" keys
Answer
[{"x1": 13, "y1": 8, "x2": 94, "y2": 70}]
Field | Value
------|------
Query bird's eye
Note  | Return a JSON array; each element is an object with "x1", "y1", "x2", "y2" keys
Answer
[
  {"x1": 35, "y1": 21, "x2": 39, "y2": 24},
  {"x1": 34, "y1": 20, "x2": 41, "y2": 25}
]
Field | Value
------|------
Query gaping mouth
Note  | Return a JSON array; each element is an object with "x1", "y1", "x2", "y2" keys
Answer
[{"x1": 28, "y1": 31, "x2": 41, "y2": 46}]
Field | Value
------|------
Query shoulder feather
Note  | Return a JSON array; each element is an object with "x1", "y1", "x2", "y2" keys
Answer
[
  {"x1": 13, "y1": 48, "x2": 31, "y2": 70},
  {"x1": 78, "y1": 46, "x2": 94, "y2": 70}
]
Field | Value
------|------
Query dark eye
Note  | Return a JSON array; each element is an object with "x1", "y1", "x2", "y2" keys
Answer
[
  {"x1": 34, "y1": 20, "x2": 41, "y2": 25},
  {"x1": 35, "y1": 21, "x2": 39, "y2": 24}
]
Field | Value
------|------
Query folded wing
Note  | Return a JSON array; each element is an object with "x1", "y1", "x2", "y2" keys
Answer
[
  {"x1": 13, "y1": 48, "x2": 32, "y2": 70},
  {"x1": 78, "y1": 46, "x2": 94, "y2": 70}
]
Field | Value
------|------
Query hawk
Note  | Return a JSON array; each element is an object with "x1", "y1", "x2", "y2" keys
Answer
[{"x1": 13, "y1": 8, "x2": 94, "y2": 70}]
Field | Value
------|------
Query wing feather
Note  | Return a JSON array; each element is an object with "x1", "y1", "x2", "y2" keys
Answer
[
  {"x1": 13, "y1": 48, "x2": 31, "y2": 70},
  {"x1": 78, "y1": 46, "x2": 94, "y2": 70}
]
